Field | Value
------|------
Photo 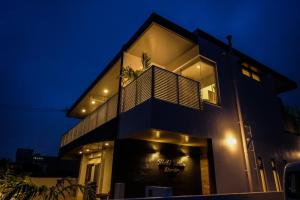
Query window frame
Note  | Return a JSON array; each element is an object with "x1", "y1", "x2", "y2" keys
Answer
[
  {"x1": 241, "y1": 62, "x2": 262, "y2": 82},
  {"x1": 175, "y1": 55, "x2": 221, "y2": 106}
]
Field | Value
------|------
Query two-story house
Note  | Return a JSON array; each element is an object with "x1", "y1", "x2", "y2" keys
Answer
[{"x1": 59, "y1": 13, "x2": 299, "y2": 198}]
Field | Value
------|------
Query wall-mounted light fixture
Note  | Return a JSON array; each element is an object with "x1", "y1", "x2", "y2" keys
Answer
[
  {"x1": 150, "y1": 152, "x2": 160, "y2": 161},
  {"x1": 81, "y1": 108, "x2": 86, "y2": 113},
  {"x1": 224, "y1": 134, "x2": 237, "y2": 152},
  {"x1": 223, "y1": 129, "x2": 238, "y2": 152},
  {"x1": 226, "y1": 136, "x2": 237, "y2": 146},
  {"x1": 180, "y1": 155, "x2": 190, "y2": 163},
  {"x1": 103, "y1": 89, "x2": 109, "y2": 94}
]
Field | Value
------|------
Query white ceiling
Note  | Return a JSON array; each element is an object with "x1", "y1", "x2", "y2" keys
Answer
[{"x1": 127, "y1": 23, "x2": 196, "y2": 66}]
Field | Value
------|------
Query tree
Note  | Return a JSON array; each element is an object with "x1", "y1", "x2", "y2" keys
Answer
[{"x1": 0, "y1": 170, "x2": 95, "y2": 200}]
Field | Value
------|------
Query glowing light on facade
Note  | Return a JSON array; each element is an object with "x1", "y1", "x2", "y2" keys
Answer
[{"x1": 226, "y1": 136, "x2": 237, "y2": 146}]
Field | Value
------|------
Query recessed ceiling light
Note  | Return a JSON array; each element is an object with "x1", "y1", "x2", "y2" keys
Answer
[
  {"x1": 103, "y1": 89, "x2": 109, "y2": 94},
  {"x1": 81, "y1": 109, "x2": 86, "y2": 113},
  {"x1": 104, "y1": 142, "x2": 109, "y2": 146},
  {"x1": 91, "y1": 100, "x2": 96, "y2": 105}
]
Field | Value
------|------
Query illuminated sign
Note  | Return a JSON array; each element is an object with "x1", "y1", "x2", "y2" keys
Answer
[{"x1": 157, "y1": 159, "x2": 185, "y2": 176}]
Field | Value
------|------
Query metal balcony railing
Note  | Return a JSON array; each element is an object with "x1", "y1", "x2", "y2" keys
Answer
[
  {"x1": 61, "y1": 65, "x2": 202, "y2": 147},
  {"x1": 60, "y1": 94, "x2": 118, "y2": 147},
  {"x1": 121, "y1": 66, "x2": 202, "y2": 112}
]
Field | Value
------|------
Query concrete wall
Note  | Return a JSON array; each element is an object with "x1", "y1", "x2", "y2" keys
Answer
[
  {"x1": 102, "y1": 147, "x2": 114, "y2": 194},
  {"x1": 112, "y1": 139, "x2": 204, "y2": 198},
  {"x1": 77, "y1": 154, "x2": 88, "y2": 200},
  {"x1": 117, "y1": 33, "x2": 300, "y2": 195},
  {"x1": 198, "y1": 33, "x2": 300, "y2": 194},
  {"x1": 118, "y1": 99, "x2": 249, "y2": 195},
  {"x1": 118, "y1": 35, "x2": 250, "y2": 194},
  {"x1": 236, "y1": 54, "x2": 300, "y2": 191}
]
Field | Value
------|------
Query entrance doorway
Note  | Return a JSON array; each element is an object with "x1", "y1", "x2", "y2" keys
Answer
[
  {"x1": 113, "y1": 132, "x2": 216, "y2": 198},
  {"x1": 77, "y1": 142, "x2": 114, "y2": 198}
]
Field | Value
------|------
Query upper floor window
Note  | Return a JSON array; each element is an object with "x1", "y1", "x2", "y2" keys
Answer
[
  {"x1": 241, "y1": 62, "x2": 261, "y2": 82},
  {"x1": 179, "y1": 56, "x2": 218, "y2": 104}
]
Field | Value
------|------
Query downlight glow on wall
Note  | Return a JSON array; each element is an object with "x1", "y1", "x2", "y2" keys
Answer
[{"x1": 223, "y1": 130, "x2": 238, "y2": 151}]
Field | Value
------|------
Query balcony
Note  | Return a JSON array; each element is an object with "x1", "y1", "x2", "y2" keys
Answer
[
  {"x1": 61, "y1": 65, "x2": 202, "y2": 147},
  {"x1": 60, "y1": 94, "x2": 118, "y2": 147}
]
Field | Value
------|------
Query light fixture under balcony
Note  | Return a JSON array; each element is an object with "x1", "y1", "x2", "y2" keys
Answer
[
  {"x1": 81, "y1": 108, "x2": 86, "y2": 113},
  {"x1": 103, "y1": 89, "x2": 109, "y2": 94}
]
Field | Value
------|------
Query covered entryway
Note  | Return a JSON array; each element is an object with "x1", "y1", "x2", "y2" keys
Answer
[
  {"x1": 76, "y1": 141, "x2": 114, "y2": 200},
  {"x1": 112, "y1": 130, "x2": 216, "y2": 198}
]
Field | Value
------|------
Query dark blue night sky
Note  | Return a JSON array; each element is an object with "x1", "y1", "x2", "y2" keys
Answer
[{"x1": 1, "y1": 0, "x2": 300, "y2": 159}]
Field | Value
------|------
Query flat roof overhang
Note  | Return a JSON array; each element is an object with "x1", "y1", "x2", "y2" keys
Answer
[
  {"x1": 194, "y1": 28, "x2": 297, "y2": 93},
  {"x1": 59, "y1": 117, "x2": 118, "y2": 158},
  {"x1": 66, "y1": 13, "x2": 198, "y2": 118},
  {"x1": 67, "y1": 13, "x2": 297, "y2": 118}
]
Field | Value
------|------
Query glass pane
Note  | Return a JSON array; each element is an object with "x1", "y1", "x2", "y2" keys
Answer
[
  {"x1": 252, "y1": 73, "x2": 261, "y2": 82},
  {"x1": 181, "y1": 58, "x2": 218, "y2": 104},
  {"x1": 242, "y1": 68, "x2": 251, "y2": 77},
  {"x1": 250, "y1": 66, "x2": 259, "y2": 73}
]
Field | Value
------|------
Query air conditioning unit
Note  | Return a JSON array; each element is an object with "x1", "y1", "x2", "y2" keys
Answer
[{"x1": 145, "y1": 186, "x2": 172, "y2": 197}]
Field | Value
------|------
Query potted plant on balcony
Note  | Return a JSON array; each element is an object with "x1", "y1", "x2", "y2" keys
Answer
[{"x1": 120, "y1": 52, "x2": 152, "y2": 86}]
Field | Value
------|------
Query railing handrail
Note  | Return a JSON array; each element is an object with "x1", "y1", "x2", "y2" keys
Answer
[
  {"x1": 121, "y1": 65, "x2": 153, "y2": 88},
  {"x1": 121, "y1": 65, "x2": 202, "y2": 113},
  {"x1": 61, "y1": 93, "x2": 118, "y2": 138},
  {"x1": 121, "y1": 65, "x2": 201, "y2": 89},
  {"x1": 152, "y1": 65, "x2": 201, "y2": 85}
]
